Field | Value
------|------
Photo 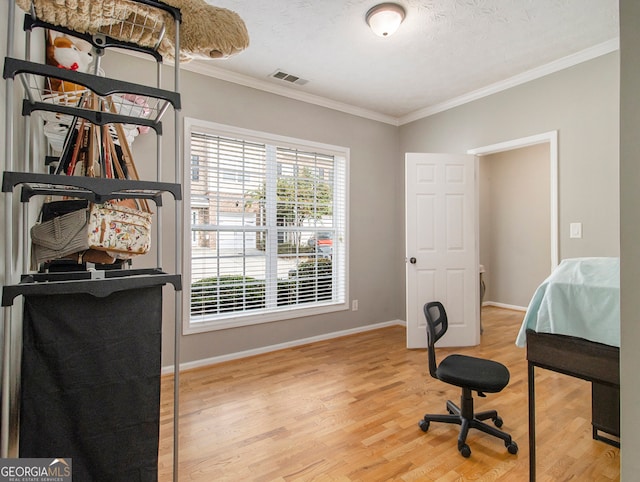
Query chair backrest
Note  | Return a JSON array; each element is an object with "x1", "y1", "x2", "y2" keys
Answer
[{"x1": 423, "y1": 301, "x2": 448, "y2": 379}]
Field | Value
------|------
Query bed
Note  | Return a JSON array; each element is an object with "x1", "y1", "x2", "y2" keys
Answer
[{"x1": 516, "y1": 257, "x2": 620, "y2": 481}]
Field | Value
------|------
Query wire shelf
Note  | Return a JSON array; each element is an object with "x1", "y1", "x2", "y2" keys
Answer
[
  {"x1": 4, "y1": 57, "x2": 180, "y2": 131},
  {"x1": 19, "y1": 0, "x2": 182, "y2": 59},
  {"x1": 19, "y1": 67, "x2": 168, "y2": 122}
]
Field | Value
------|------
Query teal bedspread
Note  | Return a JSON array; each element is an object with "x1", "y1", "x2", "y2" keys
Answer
[{"x1": 515, "y1": 257, "x2": 620, "y2": 348}]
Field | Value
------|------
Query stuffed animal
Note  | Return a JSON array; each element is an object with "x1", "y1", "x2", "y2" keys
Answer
[
  {"x1": 155, "y1": 0, "x2": 250, "y2": 60},
  {"x1": 45, "y1": 34, "x2": 93, "y2": 100}
]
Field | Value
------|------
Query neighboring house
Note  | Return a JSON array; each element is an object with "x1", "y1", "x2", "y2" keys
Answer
[
  {"x1": 190, "y1": 152, "x2": 333, "y2": 252},
  {"x1": 190, "y1": 153, "x2": 260, "y2": 251}
]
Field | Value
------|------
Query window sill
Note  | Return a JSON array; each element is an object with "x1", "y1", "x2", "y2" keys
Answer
[{"x1": 184, "y1": 301, "x2": 349, "y2": 334}]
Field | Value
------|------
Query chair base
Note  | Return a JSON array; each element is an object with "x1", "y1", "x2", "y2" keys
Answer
[{"x1": 419, "y1": 389, "x2": 518, "y2": 457}]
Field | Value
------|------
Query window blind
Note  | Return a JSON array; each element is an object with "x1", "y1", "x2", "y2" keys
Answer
[{"x1": 187, "y1": 125, "x2": 347, "y2": 328}]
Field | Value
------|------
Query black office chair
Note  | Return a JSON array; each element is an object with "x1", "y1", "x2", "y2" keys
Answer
[{"x1": 418, "y1": 301, "x2": 518, "y2": 457}]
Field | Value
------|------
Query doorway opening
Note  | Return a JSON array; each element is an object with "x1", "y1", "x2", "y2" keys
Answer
[{"x1": 468, "y1": 131, "x2": 558, "y2": 310}]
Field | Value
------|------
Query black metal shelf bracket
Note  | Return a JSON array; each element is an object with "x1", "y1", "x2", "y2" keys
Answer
[
  {"x1": 2, "y1": 171, "x2": 182, "y2": 203},
  {"x1": 2, "y1": 269, "x2": 182, "y2": 306}
]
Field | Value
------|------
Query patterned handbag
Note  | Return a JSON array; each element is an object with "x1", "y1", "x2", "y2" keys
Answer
[{"x1": 87, "y1": 201, "x2": 152, "y2": 257}]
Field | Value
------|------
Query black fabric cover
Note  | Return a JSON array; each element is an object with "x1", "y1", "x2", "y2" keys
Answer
[{"x1": 19, "y1": 286, "x2": 163, "y2": 482}]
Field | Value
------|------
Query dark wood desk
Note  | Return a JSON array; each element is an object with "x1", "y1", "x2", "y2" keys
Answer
[{"x1": 526, "y1": 329, "x2": 619, "y2": 481}]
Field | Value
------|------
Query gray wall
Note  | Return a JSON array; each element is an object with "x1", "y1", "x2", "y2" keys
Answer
[
  {"x1": 101, "y1": 53, "x2": 405, "y2": 366},
  {"x1": 479, "y1": 144, "x2": 551, "y2": 308},
  {"x1": 620, "y1": 0, "x2": 639, "y2": 477},
  {"x1": 399, "y1": 52, "x2": 620, "y2": 262}
]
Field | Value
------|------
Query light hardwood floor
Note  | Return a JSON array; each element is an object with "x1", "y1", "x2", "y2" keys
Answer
[{"x1": 157, "y1": 306, "x2": 620, "y2": 481}]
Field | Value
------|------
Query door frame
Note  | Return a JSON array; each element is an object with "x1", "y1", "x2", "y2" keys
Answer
[{"x1": 467, "y1": 130, "x2": 559, "y2": 271}]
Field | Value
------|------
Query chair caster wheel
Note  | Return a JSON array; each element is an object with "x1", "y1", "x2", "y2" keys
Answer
[
  {"x1": 506, "y1": 441, "x2": 518, "y2": 454},
  {"x1": 418, "y1": 420, "x2": 430, "y2": 432},
  {"x1": 493, "y1": 416, "x2": 503, "y2": 428},
  {"x1": 459, "y1": 443, "x2": 471, "y2": 458}
]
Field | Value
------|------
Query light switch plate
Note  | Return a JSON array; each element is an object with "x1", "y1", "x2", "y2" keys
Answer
[{"x1": 570, "y1": 222, "x2": 582, "y2": 239}]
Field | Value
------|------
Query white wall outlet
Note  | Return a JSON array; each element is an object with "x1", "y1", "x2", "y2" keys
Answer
[
  {"x1": 352, "y1": 299, "x2": 359, "y2": 311},
  {"x1": 570, "y1": 222, "x2": 582, "y2": 239}
]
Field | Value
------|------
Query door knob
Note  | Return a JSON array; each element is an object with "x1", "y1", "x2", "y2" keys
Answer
[{"x1": 409, "y1": 257, "x2": 417, "y2": 264}]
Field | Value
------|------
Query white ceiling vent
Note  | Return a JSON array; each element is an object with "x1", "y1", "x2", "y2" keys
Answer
[{"x1": 270, "y1": 69, "x2": 309, "y2": 86}]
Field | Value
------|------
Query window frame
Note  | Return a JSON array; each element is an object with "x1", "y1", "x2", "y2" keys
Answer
[{"x1": 183, "y1": 117, "x2": 350, "y2": 334}]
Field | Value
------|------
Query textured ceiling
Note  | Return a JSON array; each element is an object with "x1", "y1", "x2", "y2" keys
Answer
[{"x1": 200, "y1": 0, "x2": 619, "y2": 122}]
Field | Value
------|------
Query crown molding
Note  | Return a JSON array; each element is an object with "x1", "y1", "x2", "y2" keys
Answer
[
  {"x1": 181, "y1": 61, "x2": 400, "y2": 126},
  {"x1": 398, "y1": 38, "x2": 620, "y2": 125},
  {"x1": 117, "y1": 38, "x2": 619, "y2": 127}
]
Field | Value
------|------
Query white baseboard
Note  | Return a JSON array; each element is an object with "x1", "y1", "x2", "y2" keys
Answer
[
  {"x1": 483, "y1": 301, "x2": 527, "y2": 312},
  {"x1": 162, "y1": 319, "x2": 405, "y2": 375}
]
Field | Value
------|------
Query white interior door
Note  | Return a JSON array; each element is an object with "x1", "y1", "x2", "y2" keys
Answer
[{"x1": 405, "y1": 153, "x2": 479, "y2": 348}]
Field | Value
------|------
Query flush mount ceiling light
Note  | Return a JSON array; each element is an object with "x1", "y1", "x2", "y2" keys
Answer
[{"x1": 366, "y1": 3, "x2": 406, "y2": 37}]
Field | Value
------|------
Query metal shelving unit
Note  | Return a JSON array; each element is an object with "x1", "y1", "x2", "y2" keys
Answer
[{"x1": 1, "y1": 1, "x2": 183, "y2": 479}]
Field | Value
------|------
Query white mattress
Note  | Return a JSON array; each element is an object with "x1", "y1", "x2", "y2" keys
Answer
[{"x1": 515, "y1": 257, "x2": 620, "y2": 348}]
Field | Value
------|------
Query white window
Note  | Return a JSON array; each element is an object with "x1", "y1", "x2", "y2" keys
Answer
[{"x1": 184, "y1": 118, "x2": 348, "y2": 333}]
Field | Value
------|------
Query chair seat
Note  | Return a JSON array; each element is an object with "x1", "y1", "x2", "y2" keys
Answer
[{"x1": 436, "y1": 354, "x2": 509, "y2": 393}]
